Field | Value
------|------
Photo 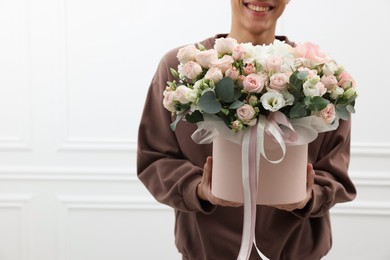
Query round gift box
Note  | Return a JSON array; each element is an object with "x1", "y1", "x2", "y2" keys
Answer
[{"x1": 211, "y1": 134, "x2": 308, "y2": 205}]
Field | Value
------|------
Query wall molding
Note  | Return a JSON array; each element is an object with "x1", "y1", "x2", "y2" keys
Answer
[
  {"x1": 0, "y1": 194, "x2": 33, "y2": 260},
  {"x1": 0, "y1": 166, "x2": 136, "y2": 181},
  {"x1": 331, "y1": 201, "x2": 390, "y2": 216},
  {"x1": 351, "y1": 142, "x2": 390, "y2": 156}
]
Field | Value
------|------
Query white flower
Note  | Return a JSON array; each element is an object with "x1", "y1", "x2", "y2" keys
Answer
[
  {"x1": 303, "y1": 76, "x2": 327, "y2": 97},
  {"x1": 214, "y1": 37, "x2": 237, "y2": 54},
  {"x1": 281, "y1": 90, "x2": 295, "y2": 106},
  {"x1": 330, "y1": 86, "x2": 344, "y2": 99},
  {"x1": 322, "y1": 61, "x2": 340, "y2": 76},
  {"x1": 177, "y1": 44, "x2": 199, "y2": 64},
  {"x1": 204, "y1": 67, "x2": 223, "y2": 84},
  {"x1": 260, "y1": 90, "x2": 286, "y2": 112},
  {"x1": 174, "y1": 85, "x2": 192, "y2": 104},
  {"x1": 185, "y1": 88, "x2": 198, "y2": 103}
]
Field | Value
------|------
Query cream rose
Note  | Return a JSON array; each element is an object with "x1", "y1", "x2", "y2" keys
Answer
[
  {"x1": 265, "y1": 56, "x2": 283, "y2": 73},
  {"x1": 232, "y1": 44, "x2": 246, "y2": 60},
  {"x1": 195, "y1": 49, "x2": 218, "y2": 68},
  {"x1": 177, "y1": 44, "x2": 199, "y2": 64},
  {"x1": 162, "y1": 89, "x2": 176, "y2": 112},
  {"x1": 318, "y1": 103, "x2": 336, "y2": 124},
  {"x1": 204, "y1": 67, "x2": 223, "y2": 84},
  {"x1": 174, "y1": 85, "x2": 191, "y2": 104},
  {"x1": 181, "y1": 61, "x2": 203, "y2": 80},
  {"x1": 211, "y1": 55, "x2": 234, "y2": 73},
  {"x1": 214, "y1": 37, "x2": 237, "y2": 54},
  {"x1": 269, "y1": 72, "x2": 289, "y2": 91}
]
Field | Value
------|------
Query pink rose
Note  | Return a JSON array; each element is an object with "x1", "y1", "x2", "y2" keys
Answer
[
  {"x1": 177, "y1": 44, "x2": 199, "y2": 64},
  {"x1": 195, "y1": 49, "x2": 218, "y2": 68},
  {"x1": 269, "y1": 72, "x2": 289, "y2": 91},
  {"x1": 214, "y1": 37, "x2": 237, "y2": 54},
  {"x1": 338, "y1": 71, "x2": 355, "y2": 89},
  {"x1": 231, "y1": 120, "x2": 243, "y2": 131},
  {"x1": 204, "y1": 67, "x2": 223, "y2": 84},
  {"x1": 237, "y1": 104, "x2": 257, "y2": 125},
  {"x1": 211, "y1": 55, "x2": 234, "y2": 73},
  {"x1": 225, "y1": 67, "x2": 239, "y2": 80},
  {"x1": 265, "y1": 56, "x2": 283, "y2": 73},
  {"x1": 243, "y1": 74, "x2": 265, "y2": 93},
  {"x1": 163, "y1": 89, "x2": 176, "y2": 112},
  {"x1": 295, "y1": 42, "x2": 332, "y2": 65},
  {"x1": 232, "y1": 45, "x2": 246, "y2": 60},
  {"x1": 174, "y1": 85, "x2": 191, "y2": 104},
  {"x1": 319, "y1": 103, "x2": 336, "y2": 124},
  {"x1": 321, "y1": 75, "x2": 338, "y2": 91},
  {"x1": 182, "y1": 61, "x2": 203, "y2": 80},
  {"x1": 243, "y1": 63, "x2": 256, "y2": 75}
]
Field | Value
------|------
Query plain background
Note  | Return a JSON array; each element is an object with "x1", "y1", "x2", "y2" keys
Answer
[{"x1": 0, "y1": 0, "x2": 389, "y2": 259}]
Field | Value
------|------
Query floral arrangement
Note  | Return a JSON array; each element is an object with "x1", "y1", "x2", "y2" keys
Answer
[{"x1": 163, "y1": 37, "x2": 357, "y2": 132}]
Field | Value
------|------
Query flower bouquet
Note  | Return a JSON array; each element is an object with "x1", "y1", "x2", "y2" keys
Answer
[{"x1": 163, "y1": 37, "x2": 356, "y2": 204}]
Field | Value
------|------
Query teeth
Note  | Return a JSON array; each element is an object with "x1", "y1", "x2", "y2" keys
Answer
[{"x1": 247, "y1": 4, "x2": 271, "y2": 12}]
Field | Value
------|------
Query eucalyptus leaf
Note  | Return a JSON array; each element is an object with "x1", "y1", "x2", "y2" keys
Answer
[
  {"x1": 185, "y1": 111, "x2": 204, "y2": 123},
  {"x1": 170, "y1": 113, "x2": 184, "y2": 131},
  {"x1": 336, "y1": 105, "x2": 350, "y2": 120},
  {"x1": 199, "y1": 91, "x2": 222, "y2": 114},
  {"x1": 289, "y1": 71, "x2": 304, "y2": 91},
  {"x1": 346, "y1": 104, "x2": 356, "y2": 114},
  {"x1": 304, "y1": 96, "x2": 330, "y2": 112},
  {"x1": 215, "y1": 77, "x2": 235, "y2": 103},
  {"x1": 297, "y1": 70, "x2": 309, "y2": 80},
  {"x1": 289, "y1": 103, "x2": 307, "y2": 119},
  {"x1": 229, "y1": 100, "x2": 244, "y2": 110}
]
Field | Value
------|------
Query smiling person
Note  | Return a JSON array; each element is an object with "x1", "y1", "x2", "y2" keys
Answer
[{"x1": 137, "y1": 1, "x2": 356, "y2": 259}]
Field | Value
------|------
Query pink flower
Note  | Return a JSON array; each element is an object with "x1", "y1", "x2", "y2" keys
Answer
[
  {"x1": 195, "y1": 49, "x2": 218, "y2": 68},
  {"x1": 182, "y1": 61, "x2": 203, "y2": 80},
  {"x1": 237, "y1": 104, "x2": 257, "y2": 125},
  {"x1": 177, "y1": 45, "x2": 199, "y2": 64},
  {"x1": 225, "y1": 67, "x2": 239, "y2": 80},
  {"x1": 243, "y1": 74, "x2": 265, "y2": 93},
  {"x1": 338, "y1": 71, "x2": 356, "y2": 89},
  {"x1": 319, "y1": 103, "x2": 336, "y2": 124},
  {"x1": 204, "y1": 67, "x2": 223, "y2": 84},
  {"x1": 295, "y1": 42, "x2": 332, "y2": 65},
  {"x1": 211, "y1": 55, "x2": 234, "y2": 73},
  {"x1": 232, "y1": 45, "x2": 246, "y2": 60},
  {"x1": 163, "y1": 89, "x2": 176, "y2": 112},
  {"x1": 265, "y1": 56, "x2": 283, "y2": 73},
  {"x1": 174, "y1": 85, "x2": 191, "y2": 104},
  {"x1": 269, "y1": 72, "x2": 289, "y2": 91},
  {"x1": 321, "y1": 75, "x2": 338, "y2": 91},
  {"x1": 243, "y1": 63, "x2": 256, "y2": 75}
]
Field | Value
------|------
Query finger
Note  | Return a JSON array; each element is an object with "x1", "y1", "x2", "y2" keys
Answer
[{"x1": 307, "y1": 163, "x2": 315, "y2": 189}]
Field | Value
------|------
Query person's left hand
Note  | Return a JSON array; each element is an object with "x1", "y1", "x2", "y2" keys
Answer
[{"x1": 270, "y1": 163, "x2": 315, "y2": 212}]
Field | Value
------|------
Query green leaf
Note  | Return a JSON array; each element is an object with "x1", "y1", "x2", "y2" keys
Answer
[
  {"x1": 304, "y1": 96, "x2": 330, "y2": 112},
  {"x1": 170, "y1": 68, "x2": 179, "y2": 78},
  {"x1": 336, "y1": 105, "x2": 350, "y2": 120},
  {"x1": 229, "y1": 100, "x2": 244, "y2": 110},
  {"x1": 346, "y1": 104, "x2": 356, "y2": 114},
  {"x1": 289, "y1": 71, "x2": 304, "y2": 91},
  {"x1": 215, "y1": 77, "x2": 235, "y2": 103},
  {"x1": 185, "y1": 110, "x2": 204, "y2": 123},
  {"x1": 289, "y1": 103, "x2": 307, "y2": 119},
  {"x1": 170, "y1": 113, "x2": 184, "y2": 131},
  {"x1": 198, "y1": 91, "x2": 222, "y2": 114}
]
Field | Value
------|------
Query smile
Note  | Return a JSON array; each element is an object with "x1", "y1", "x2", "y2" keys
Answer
[{"x1": 246, "y1": 3, "x2": 272, "y2": 13}]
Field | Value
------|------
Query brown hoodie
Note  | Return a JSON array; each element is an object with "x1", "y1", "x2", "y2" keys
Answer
[{"x1": 137, "y1": 34, "x2": 356, "y2": 260}]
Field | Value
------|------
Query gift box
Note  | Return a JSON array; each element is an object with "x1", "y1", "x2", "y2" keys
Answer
[{"x1": 211, "y1": 132, "x2": 308, "y2": 205}]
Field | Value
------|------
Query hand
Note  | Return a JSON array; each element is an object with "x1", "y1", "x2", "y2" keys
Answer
[
  {"x1": 271, "y1": 163, "x2": 315, "y2": 212},
  {"x1": 197, "y1": 156, "x2": 242, "y2": 207}
]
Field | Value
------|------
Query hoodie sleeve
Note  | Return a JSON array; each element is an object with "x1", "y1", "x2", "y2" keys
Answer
[
  {"x1": 137, "y1": 49, "x2": 216, "y2": 214},
  {"x1": 292, "y1": 118, "x2": 357, "y2": 218}
]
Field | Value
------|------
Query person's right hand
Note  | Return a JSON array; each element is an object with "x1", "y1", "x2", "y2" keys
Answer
[{"x1": 197, "y1": 156, "x2": 243, "y2": 207}]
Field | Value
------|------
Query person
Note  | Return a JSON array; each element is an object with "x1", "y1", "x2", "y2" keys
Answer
[{"x1": 137, "y1": 0, "x2": 356, "y2": 259}]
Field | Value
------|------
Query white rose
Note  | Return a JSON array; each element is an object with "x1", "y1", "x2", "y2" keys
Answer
[
  {"x1": 260, "y1": 90, "x2": 286, "y2": 112},
  {"x1": 214, "y1": 37, "x2": 237, "y2": 54}
]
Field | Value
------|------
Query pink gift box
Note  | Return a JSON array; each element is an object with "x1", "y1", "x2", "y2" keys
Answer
[{"x1": 211, "y1": 134, "x2": 307, "y2": 205}]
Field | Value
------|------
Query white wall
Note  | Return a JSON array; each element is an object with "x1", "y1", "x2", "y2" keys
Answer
[{"x1": 0, "y1": 0, "x2": 389, "y2": 259}]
